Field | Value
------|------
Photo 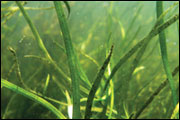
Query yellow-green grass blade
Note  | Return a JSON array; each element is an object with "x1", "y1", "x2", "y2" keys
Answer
[
  {"x1": 43, "y1": 74, "x2": 50, "y2": 95},
  {"x1": 171, "y1": 102, "x2": 179, "y2": 119}
]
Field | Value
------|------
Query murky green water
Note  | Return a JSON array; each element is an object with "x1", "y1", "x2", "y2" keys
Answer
[{"x1": 1, "y1": 1, "x2": 179, "y2": 119}]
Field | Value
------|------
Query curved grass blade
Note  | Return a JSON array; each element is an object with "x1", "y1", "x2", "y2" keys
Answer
[
  {"x1": 8, "y1": 46, "x2": 30, "y2": 90},
  {"x1": 156, "y1": 1, "x2": 177, "y2": 107},
  {"x1": 54, "y1": 1, "x2": 81, "y2": 118},
  {"x1": 63, "y1": 1, "x2": 70, "y2": 18},
  {"x1": 24, "y1": 55, "x2": 49, "y2": 63},
  {"x1": 84, "y1": 45, "x2": 114, "y2": 119},
  {"x1": 1, "y1": 78, "x2": 66, "y2": 119}
]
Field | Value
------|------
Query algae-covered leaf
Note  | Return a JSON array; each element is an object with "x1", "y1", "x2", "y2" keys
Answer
[{"x1": 85, "y1": 45, "x2": 114, "y2": 119}]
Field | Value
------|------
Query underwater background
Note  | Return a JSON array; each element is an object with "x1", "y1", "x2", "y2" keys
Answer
[{"x1": 1, "y1": 1, "x2": 179, "y2": 119}]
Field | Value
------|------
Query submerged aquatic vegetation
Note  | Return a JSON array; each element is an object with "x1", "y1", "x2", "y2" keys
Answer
[
  {"x1": 156, "y1": 1, "x2": 177, "y2": 107},
  {"x1": 1, "y1": 1, "x2": 179, "y2": 119},
  {"x1": 85, "y1": 45, "x2": 113, "y2": 119},
  {"x1": 1, "y1": 78, "x2": 66, "y2": 119},
  {"x1": 54, "y1": 1, "x2": 81, "y2": 118}
]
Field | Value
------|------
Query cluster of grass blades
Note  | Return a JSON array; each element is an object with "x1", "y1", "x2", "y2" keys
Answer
[{"x1": 1, "y1": 1, "x2": 179, "y2": 119}]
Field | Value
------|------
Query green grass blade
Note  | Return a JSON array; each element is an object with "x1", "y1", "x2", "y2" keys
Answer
[
  {"x1": 85, "y1": 45, "x2": 114, "y2": 119},
  {"x1": 156, "y1": 1, "x2": 177, "y2": 107},
  {"x1": 178, "y1": 20, "x2": 179, "y2": 34},
  {"x1": 63, "y1": 1, "x2": 70, "y2": 18},
  {"x1": 53, "y1": 1, "x2": 81, "y2": 118},
  {"x1": 1, "y1": 78, "x2": 66, "y2": 119}
]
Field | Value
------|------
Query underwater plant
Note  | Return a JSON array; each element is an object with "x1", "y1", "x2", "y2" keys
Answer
[{"x1": 1, "y1": 1, "x2": 179, "y2": 119}]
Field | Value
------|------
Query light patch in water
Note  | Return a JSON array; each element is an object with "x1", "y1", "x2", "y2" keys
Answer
[
  {"x1": 133, "y1": 66, "x2": 145, "y2": 75},
  {"x1": 19, "y1": 35, "x2": 26, "y2": 43}
]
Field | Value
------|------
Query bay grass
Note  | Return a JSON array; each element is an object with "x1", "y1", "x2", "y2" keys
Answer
[
  {"x1": 104, "y1": 13, "x2": 179, "y2": 92},
  {"x1": 8, "y1": 46, "x2": 30, "y2": 90},
  {"x1": 53, "y1": 38, "x2": 92, "y2": 89},
  {"x1": 85, "y1": 45, "x2": 114, "y2": 119},
  {"x1": 63, "y1": 1, "x2": 71, "y2": 18},
  {"x1": 15, "y1": 1, "x2": 71, "y2": 85},
  {"x1": 42, "y1": 74, "x2": 50, "y2": 95},
  {"x1": 53, "y1": 1, "x2": 81, "y2": 118},
  {"x1": 156, "y1": 1, "x2": 177, "y2": 107},
  {"x1": 1, "y1": 78, "x2": 66, "y2": 119},
  {"x1": 105, "y1": 3, "x2": 114, "y2": 118},
  {"x1": 134, "y1": 65, "x2": 179, "y2": 119},
  {"x1": 119, "y1": 5, "x2": 143, "y2": 55},
  {"x1": 1, "y1": 2, "x2": 179, "y2": 119},
  {"x1": 7, "y1": 47, "x2": 69, "y2": 108},
  {"x1": 171, "y1": 102, "x2": 179, "y2": 119}
]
